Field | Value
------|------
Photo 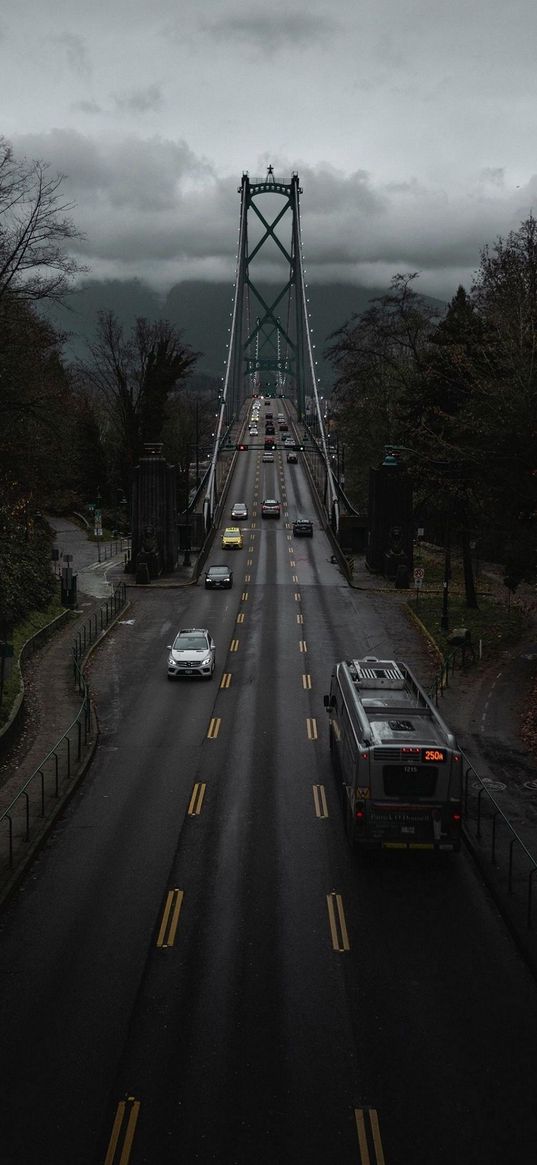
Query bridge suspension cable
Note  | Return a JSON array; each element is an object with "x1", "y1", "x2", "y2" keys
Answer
[{"x1": 203, "y1": 166, "x2": 340, "y2": 534}]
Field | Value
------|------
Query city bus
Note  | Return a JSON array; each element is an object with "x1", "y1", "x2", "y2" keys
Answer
[{"x1": 324, "y1": 657, "x2": 462, "y2": 853}]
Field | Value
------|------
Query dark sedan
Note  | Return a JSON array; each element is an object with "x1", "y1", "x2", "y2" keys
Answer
[
  {"x1": 205, "y1": 565, "x2": 233, "y2": 589},
  {"x1": 293, "y1": 518, "x2": 313, "y2": 537}
]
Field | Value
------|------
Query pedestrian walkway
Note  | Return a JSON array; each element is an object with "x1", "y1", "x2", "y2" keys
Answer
[{"x1": 0, "y1": 521, "x2": 113, "y2": 777}]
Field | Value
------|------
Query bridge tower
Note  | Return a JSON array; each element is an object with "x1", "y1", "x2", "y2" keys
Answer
[{"x1": 226, "y1": 167, "x2": 309, "y2": 417}]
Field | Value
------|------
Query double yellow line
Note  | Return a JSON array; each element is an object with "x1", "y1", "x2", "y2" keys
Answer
[
  {"x1": 104, "y1": 1097, "x2": 140, "y2": 1165},
  {"x1": 355, "y1": 1107, "x2": 386, "y2": 1164}
]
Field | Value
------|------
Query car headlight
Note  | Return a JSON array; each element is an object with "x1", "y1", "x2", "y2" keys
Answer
[
  {"x1": 168, "y1": 656, "x2": 175, "y2": 666},
  {"x1": 200, "y1": 656, "x2": 211, "y2": 666}
]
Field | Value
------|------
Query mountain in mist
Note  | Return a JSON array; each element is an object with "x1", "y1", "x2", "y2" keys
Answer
[{"x1": 44, "y1": 278, "x2": 444, "y2": 386}]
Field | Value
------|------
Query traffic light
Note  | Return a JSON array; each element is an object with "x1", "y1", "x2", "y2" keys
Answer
[{"x1": 236, "y1": 443, "x2": 249, "y2": 451}]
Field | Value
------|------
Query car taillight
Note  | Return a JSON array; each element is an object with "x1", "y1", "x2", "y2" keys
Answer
[{"x1": 451, "y1": 812, "x2": 462, "y2": 823}]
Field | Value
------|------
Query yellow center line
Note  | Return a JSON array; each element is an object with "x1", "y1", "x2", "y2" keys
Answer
[
  {"x1": 297, "y1": 613, "x2": 304, "y2": 624},
  {"x1": 188, "y1": 783, "x2": 206, "y2": 815},
  {"x1": 294, "y1": 592, "x2": 301, "y2": 600},
  {"x1": 306, "y1": 717, "x2": 318, "y2": 740},
  {"x1": 299, "y1": 640, "x2": 308, "y2": 653},
  {"x1": 156, "y1": 888, "x2": 184, "y2": 948},
  {"x1": 242, "y1": 591, "x2": 248, "y2": 601},
  {"x1": 207, "y1": 717, "x2": 221, "y2": 738},
  {"x1": 354, "y1": 1109, "x2": 386, "y2": 1165},
  {"x1": 220, "y1": 672, "x2": 232, "y2": 688},
  {"x1": 302, "y1": 673, "x2": 312, "y2": 689},
  {"x1": 230, "y1": 639, "x2": 239, "y2": 652},
  {"x1": 292, "y1": 574, "x2": 299, "y2": 583},
  {"x1": 312, "y1": 784, "x2": 329, "y2": 818},
  {"x1": 104, "y1": 1097, "x2": 141, "y2": 1165},
  {"x1": 355, "y1": 1109, "x2": 371, "y2": 1165},
  {"x1": 326, "y1": 892, "x2": 350, "y2": 951}
]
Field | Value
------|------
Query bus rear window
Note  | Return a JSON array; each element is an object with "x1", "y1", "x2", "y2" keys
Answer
[{"x1": 383, "y1": 765, "x2": 437, "y2": 798}]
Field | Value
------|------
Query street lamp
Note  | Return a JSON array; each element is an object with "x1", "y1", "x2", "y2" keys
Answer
[
  {"x1": 440, "y1": 516, "x2": 451, "y2": 632},
  {"x1": 95, "y1": 489, "x2": 102, "y2": 563}
]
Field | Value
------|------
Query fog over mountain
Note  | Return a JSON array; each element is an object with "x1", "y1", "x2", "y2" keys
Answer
[{"x1": 46, "y1": 278, "x2": 445, "y2": 388}]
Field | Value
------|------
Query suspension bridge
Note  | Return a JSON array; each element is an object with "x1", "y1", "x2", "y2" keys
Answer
[{"x1": 189, "y1": 167, "x2": 354, "y2": 540}]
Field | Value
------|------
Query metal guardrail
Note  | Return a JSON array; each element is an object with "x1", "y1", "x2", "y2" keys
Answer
[
  {"x1": 93, "y1": 535, "x2": 131, "y2": 564},
  {"x1": 430, "y1": 648, "x2": 537, "y2": 938},
  {"x1": 72, "y1": 582, "x2": 127, "y2": 679},
  {"x1": 429, "y1": 650, "x2": 459, "y2": 705},
  {"x1": 0, "y1": 582, "x2": 128, "y2": 884},
  {"x1": 462, "y1": 756, "x2": 537, "y2": 932}
]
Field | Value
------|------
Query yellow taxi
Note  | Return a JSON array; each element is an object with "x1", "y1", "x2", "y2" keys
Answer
[{"x1": 221, "y1": 526, "x2": 243, "y2": 550}]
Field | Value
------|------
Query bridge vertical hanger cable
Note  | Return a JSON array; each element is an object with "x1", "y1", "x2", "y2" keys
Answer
[
  {"x1": 293, "y1": 178, "x2": 340, "y2": 534},
  {"x1": 204, "y1": 173, "x2": 249, "y2": 531}
]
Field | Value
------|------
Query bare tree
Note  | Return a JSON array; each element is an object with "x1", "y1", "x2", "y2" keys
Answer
[
  {"x1": 78, "y1": 311, "x2": 199, "y2": 489},
  {"x1": 0, "y1": 136, "x2": 85, "y2": 304}
]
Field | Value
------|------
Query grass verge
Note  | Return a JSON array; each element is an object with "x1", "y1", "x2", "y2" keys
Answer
[{"x1": 407, "y1": 546, "x2": 529, "y2": 663}]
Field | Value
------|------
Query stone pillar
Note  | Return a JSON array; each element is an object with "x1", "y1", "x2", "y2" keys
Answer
[{"x1": 130, "y1": 444, "x2": 178, "y2": 577}]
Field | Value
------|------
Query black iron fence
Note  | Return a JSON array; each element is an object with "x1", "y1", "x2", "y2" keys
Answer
[
  {"x1": 462, "y1": 757, "x2": 537, "y2": 936},
  {"x1": 0, "y1": 582, "x2": 127, "y2": 889}
]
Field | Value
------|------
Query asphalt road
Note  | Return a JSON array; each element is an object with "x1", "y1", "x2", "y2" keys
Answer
[{"x1": 1, "y1": 442, "x2": 537, "y2": 1164}]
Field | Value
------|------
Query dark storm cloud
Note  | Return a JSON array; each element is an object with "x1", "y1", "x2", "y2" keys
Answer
[
  {"x1": 204, "y1": 9, "x2": 338, "y2": 53},
  {"x1": 8, "y1": 130, "x2": 535, "y2": 298},
  {"x1": 113, "y1": 85, "x2": 164, "y2": 115}
]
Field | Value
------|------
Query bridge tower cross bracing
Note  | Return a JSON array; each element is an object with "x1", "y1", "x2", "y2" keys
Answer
[{"x1": 226, "y1": 167, "x2": 310, "y2": 417}]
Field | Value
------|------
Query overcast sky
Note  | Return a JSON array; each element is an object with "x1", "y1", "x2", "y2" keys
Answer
[{"x1": 2, "y1": 0, "x2": 537, "y2": 301}]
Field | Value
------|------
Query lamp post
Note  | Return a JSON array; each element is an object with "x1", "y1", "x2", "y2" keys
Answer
[
  {"x1": 95, "y1": 489, "x2": 102, "y2": 563},
  {"x1": 440, "y1": 515, "x2": 451, "y2": 632}
]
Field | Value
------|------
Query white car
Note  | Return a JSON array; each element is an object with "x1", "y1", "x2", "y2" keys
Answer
[
  {"x1": 167, "y1": 628, "x2": 215, "y2": 680},
  {"x1": 231, "y1": 502, "x2": 248, "y2": 520}
]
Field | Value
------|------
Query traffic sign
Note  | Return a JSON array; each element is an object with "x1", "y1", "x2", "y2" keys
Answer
[{"x1": 414, "y1": 567, "x2": 425, "y2": 590}]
